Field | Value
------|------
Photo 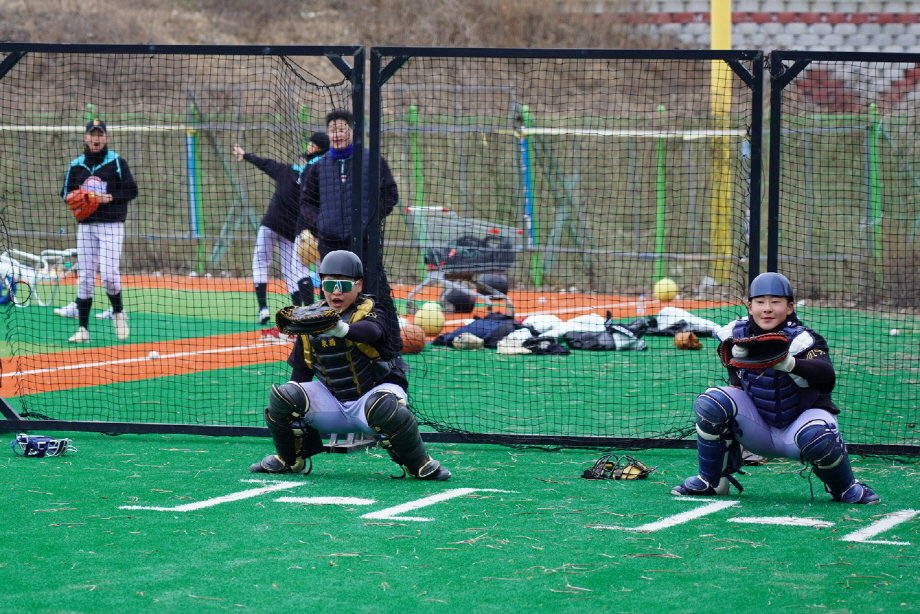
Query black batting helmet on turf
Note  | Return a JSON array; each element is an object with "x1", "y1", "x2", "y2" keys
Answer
[
  {"x1": 749, "y1": 272, "x2": 793, "y2": 301},
  {"x1": 319, "y1": 250, "x2": 364, "y2": 279}
]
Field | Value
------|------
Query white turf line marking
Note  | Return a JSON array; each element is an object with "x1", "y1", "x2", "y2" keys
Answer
[
  {"x1": 592, "y1": 498, "x2": 740, "y2": 532},
  {"x1": 839, "y1": 509, "x2": 918, "y2": 546},
  {"x1": 276, "y1": 497, "x2": 376, "y2": 506},
  {"x1": 360, "y1": 488, "x2": 513, "y2": 522},
  {"x1": 8, "y1": 343, "x2": 275, "y2": 377},
  {"x1": 119, "y1": 479, "x2": 304, "y2": 512},
  {"x1": 728, "y1": 516, "x2": 835, "y2": 528}
]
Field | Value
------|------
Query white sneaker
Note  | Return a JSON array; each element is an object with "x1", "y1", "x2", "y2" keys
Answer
[
  {"x1": 68, "y1": 326, "x2": 89, "y2": 343},
  {"x1": 54, "y1": 302, "x2": 78, "y2": 318},
  {"x1": 113, "y1": 312, "x2": 130, "y2": 340},
  {"x1": 258, "y1": 307, "x2": 271, "y2": 325},
  {"x1": 96, "y1": 308, "x2": 114, "y2": 320}
]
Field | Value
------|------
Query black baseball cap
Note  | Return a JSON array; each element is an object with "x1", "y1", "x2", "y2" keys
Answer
[{"x1": 85, "y1": 119, "x2": 107, "y2": 134}]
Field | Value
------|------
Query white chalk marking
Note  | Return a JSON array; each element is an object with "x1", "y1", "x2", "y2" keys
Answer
[
  {"x1": 839, "y1": 509, "x2": 918, "y2": 546},
  {"x1": 8, "y1": 343, "x2": 275, "y2": 377},
  {"x1": 592, "y1": 498, "x2": 740, "y2": 532},
  {"x1": 119, "y1": 479, "x2": 304, "y2": 512},
  {"x1": 360, "y1": 488, "x2": 512, "y2": 522},
  {"x1": 276, "y1": 497, "x2": 376, "y2": 506},
  {"x1": 728, "y1": 516, "x2": 835, "y2": 528}
]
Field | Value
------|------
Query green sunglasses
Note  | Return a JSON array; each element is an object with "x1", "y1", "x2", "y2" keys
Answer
[{"x1": 321, "y1": 279, "x2": 357, "y2": 293}]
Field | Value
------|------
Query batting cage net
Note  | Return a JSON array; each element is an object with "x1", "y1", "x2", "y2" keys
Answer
[
  {"x1": 0, "y1": 44, "x2": 359, "y2": 435},
  {"x1": 0, "y1": 45, "x2": 916, "y2": 456},
  {"x1": 767, "y1": 51, "x2": 919, "y2": 456}
]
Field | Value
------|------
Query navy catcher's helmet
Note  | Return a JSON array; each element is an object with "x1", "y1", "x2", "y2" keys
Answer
[
  {"x1": 749, "y1": 272, "x2": 794, "y2": 301},
  {"x1": 319, "y1": 250, "x2": 363, "y2": 279}
]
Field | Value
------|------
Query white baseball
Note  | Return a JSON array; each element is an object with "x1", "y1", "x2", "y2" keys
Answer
[
  {"x1": 889, "y1": 329, "x2": 900, "y2": 336},
  {"x1": 148, "y1": 350, "x2": 161, "y2": 360},
  {"x1": 732, "y1": 345, "x2": 749, "y2": 358}
]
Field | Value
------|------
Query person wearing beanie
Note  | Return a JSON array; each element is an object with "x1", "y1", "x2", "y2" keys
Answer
[{"x1": 232, "y1": 132, "x2": 329, "y2": 324}]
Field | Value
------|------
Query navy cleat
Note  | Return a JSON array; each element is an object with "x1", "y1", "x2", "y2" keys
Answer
[
  {"x1": 249, "y1": 454, "x2": 308, "y2": 474},
  {"x1": 834, "y1": 482, "x2": 880, "y2": 505},
  {"x1": 670, "y1": 475, "x2": 730, "y2": 496}
]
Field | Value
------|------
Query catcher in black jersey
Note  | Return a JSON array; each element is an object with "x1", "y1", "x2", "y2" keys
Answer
[
  {"x1": 249, "y1": 250, "x2": 450, "y2": 480},
  {"x1": 671, "y1": 273, "x2": 879, "y2": 504}
]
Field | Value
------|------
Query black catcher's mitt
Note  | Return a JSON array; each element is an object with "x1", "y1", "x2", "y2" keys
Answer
[
  {"x1": 275, "y1": 304, "x2": 341, "y2": 336},
  {"x1": 718, "y1": 332, "x2": 791, "y2": 370},
  {"x1": 582, "y1": 454, "x2": 655, "y2": 480}
]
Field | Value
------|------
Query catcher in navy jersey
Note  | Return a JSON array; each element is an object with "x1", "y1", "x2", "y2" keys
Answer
[
  {"x1": 249, "y1": 250, "x2": 450, "y2": 481},
  {"x1": 671, "y1": 272, "x2": 879, "y2": 504}
]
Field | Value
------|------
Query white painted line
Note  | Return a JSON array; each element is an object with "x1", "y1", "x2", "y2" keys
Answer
[
  {"x1": 276, "y1": 497, "x2": 376, "y2": 506},
  {"x1": 360, "y1": 488, "x2": 512, "y2": 522},
  {"x1": 8, "y1": 343, "x2": 275, "y2": 377},
  {"x1": 593, "y1": 498, "x2": 740, "y2": 532},
  {"x1": 728, "y1": 516, "x2": 835, "y2": 528},
  {"x1": 840, "y1": 509, "x2": 918, "y2": 546},
  {"x1": 119, "y1": 479, "x2": 303, "y2": 512}
]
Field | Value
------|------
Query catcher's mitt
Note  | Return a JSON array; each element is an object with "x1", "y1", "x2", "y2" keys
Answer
[
  {"x1": 718, "y1": 332, "x2": 791, "y2": 370},
  {"x1": 65, "y1": 189, "x2": 100, "y2": 222},
  {"x1": 295, "y1": 230, "x2": 320, "y2": 266},
  {"x1": 275, "y1": 304, "x2": 340, "y2": 336},
  {"x1": 582, "y1": 454, "x2": 655, "y2": 480},
  {"x1": 674, "y1": 331, "x2": 703, "y2": 350}
]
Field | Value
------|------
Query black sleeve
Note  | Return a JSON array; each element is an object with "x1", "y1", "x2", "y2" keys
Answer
[
  {"x1": 286, "y1": 337, "x2": 314, "y2": 383},
  {"x1": 110, "y1": 158, "x2": 138, "y2": 204},
  {"x1": 344, "y1": 318, "x2": 385, "y2": 345},
  {"x1": 787, "y1": 329, "x2": 835, "y2": 391},
  {"x1": 243, "y1": 153, "x2": 288, "y2": 181},
  {"x1": 297, "y1": 164, "x2": 320, "y2": 234}
]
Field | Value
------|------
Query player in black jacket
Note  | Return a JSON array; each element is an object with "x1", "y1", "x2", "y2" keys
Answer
[
  {"x1": 233, "y1": 132, "x2": 328, "y2": 324},
  {"x1": 60, "y1": 119, "x2": 138, "y2": 343}
]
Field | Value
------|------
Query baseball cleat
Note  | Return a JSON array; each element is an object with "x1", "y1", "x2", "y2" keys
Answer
[
  {"x1": 415, "y1": 459, "x2": 451, "y2": 481},
  {"x1": 68, "y1": 327, "x2": 90, "y2": 343},
  {"x1": 113, "y1": 312, "x2": 130, "y2": 340},
  {"x1": 835, "y1": 482, "x2": 880, "y2": 504},
  {"x1": 96, "y1": 308, "x2": 115, "y2": 319},
  {"x1": 671, "y1": 475, "x2": 729, "y2": 496},
  {"x1": 249, "y1": 454, "x2": 307, "y2": 474},
  {"x1": 54, "y1": 301, "x2": 78, "y2": 318},
  {"x1": 258, "y1": 307, "x2": 271, "y2": 325}
]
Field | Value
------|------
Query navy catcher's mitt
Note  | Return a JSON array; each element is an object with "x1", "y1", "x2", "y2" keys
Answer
[
  {"x1": 718, "y1": 332, "x2": 791, "y2": 370},
  {"x1": 275, "y1": 304, "x2": 340, "y2": 336}
]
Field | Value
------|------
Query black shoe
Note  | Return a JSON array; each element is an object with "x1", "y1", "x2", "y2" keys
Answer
[{"x1": 249, "y1": 454, "x2": 307, "y2": 474}]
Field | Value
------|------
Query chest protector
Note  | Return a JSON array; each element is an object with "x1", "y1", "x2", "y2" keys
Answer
[
  {"x1": 732, "y1": 321, "x2": 819, "y2": 429},
  {"x1": 302, "y1": 297, "x2": 381, "y2": 402}
]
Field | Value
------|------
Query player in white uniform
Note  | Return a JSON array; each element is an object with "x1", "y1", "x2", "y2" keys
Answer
[{"x1": 60, "y1": 119, "x2": 138, "y2": 343}]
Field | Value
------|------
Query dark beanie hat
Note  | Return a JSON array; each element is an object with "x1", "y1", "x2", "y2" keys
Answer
[{"x1": 309, "y1": 132, "x2": 330, "y2": 153}]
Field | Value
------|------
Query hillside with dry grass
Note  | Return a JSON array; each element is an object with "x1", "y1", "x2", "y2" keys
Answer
[{"x1": 1, "y1": 0, "x2": 666, "y2": 49}]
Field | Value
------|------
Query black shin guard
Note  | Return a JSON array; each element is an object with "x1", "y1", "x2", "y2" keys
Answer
[
  {"x1": 365, "y1": 391, "x2": 447, "y2": 479},
  {"x1": 264, "y1": 382, "x2": 323, "y2": 466}
]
